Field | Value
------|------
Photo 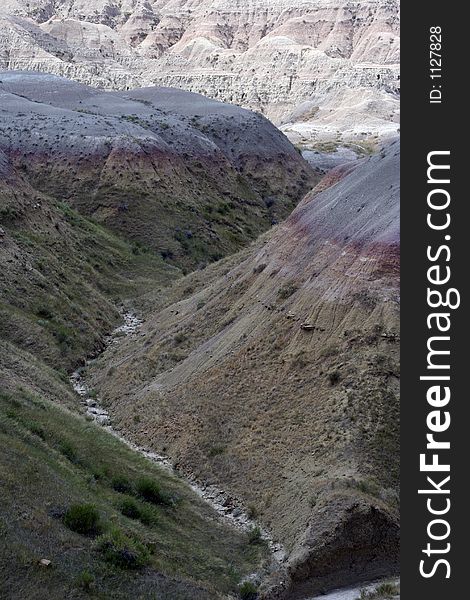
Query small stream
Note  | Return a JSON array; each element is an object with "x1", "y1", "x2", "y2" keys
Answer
[
  {"x1": 70, "y1": 310, "x2": 286, "y2": 564},
  {"x1": 69, "y1": 312, "x2": 399, "y2": 599}
]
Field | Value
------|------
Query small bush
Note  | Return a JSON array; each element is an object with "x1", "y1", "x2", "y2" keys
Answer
[
  {"x1": 253, "y1": 263, "x2": 267, "y2": 274},
  {"x1": 308, "y1": 494, "x2": 318, "y2": 508},
  {"x1": 277, "y1": 282, "x2": 299, "y2": 300},
  {"x1": 64, "y1": 504, "x2": 101, "y2": 536},
  {"x1": 59, "y1": 440, "x2": 78, "y2": 463},
  {"x1": 376, "y1": 583, "x2": 399, "y2": 596},
  {"x1": 327, "y1": 370, "x2": 341, "y2": 385},
  {"x1": 173, "y1": 333, "x2": 186, "y2": 345},
  {"x1": 136, "y1": 477, "x2": 170, "y2": 505},
  {"x1": 208, "y1": 445, "x2": 226, "y2": 457},
  {"x1": 246, "y1": 504, "x2": 258, "y2": 519},
  {"x1": 247, "y1": 526, "x2": 263, "y2": 545},
  {"x1": 96, "y1": 528, "x2": 150, "y2": 569},
  {"x1": 119, "y1": 498, "x2": 141, "y2": 520},
  {"x1": 28, "y1": 422, "x2": 46, "y2": 440},
  {"x1": 119, "y1": 498, "x2": 155, "y2": 526},
  {"x1": 239, "y1": 581, "x2": 259, "y2": 600},
  {"x1": 358, "y1": 582, "x2": 399, "y2": 599},
  {"x1": 36, "y1": 306, "x2": 53, "y2": 320},
  {"x1": 111, "y1": 476, "x2": 134, "y2": 494},
  {"x1": 76, "y1": 569, "x2": 94, "y2": 591}
]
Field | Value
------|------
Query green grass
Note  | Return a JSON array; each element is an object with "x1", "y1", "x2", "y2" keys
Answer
[
  {"x1": 119, "y1": 498, "x2": 156, "y2": 526},
  {"x1": 0, "y1": 386, "x2": 268, "y2": 599}
]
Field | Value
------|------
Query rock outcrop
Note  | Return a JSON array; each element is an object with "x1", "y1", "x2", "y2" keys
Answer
[{"x1": 0, "y1": 1, "x2": 400, "y2": 143}]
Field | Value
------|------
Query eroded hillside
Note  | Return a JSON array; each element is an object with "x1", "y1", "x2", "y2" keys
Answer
[
  {"x1": 0, "y1": 71, "x2": 316, "y2": 272},
  {"x1": 88, "y1": 141, "x2": 400, "y2": 597},
  {"x1": 0, "y1": 0, "x2": 400, "y2": 142},
  {"x1": 0, "y1": 71, "x2": 320, "y2": 598}
]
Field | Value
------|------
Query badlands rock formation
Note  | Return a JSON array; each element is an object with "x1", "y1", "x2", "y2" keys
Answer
[
  {"x1": 0, "y1": 0, "x2": 400, "y2": 143},
  {"x1": 89, "y1": 140, "x2": 400, "y2": 597},
  {"x1": 0, "y1": 71, "x2": 316, "y2": 271}
]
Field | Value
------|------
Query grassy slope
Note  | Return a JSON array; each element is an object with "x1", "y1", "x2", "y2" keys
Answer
[
  {"x1": 0, "y1": 172, "x2": 178, "y2": 371},
  {"x1": 0, "y1": 382, "x2": 267, "y2": 600},
  {"x1": 0, "y1": 164, "x2": 267, "y2": 598}
]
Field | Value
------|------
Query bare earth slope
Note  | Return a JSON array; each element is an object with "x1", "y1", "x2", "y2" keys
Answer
[
  {"x1": 89, "y1": 140, "x2": 400, "y2": 597},
  {"x1": 0, "y1": 0, "x2": 400, "y2": 142},
  {"x1": 0, "y1": 71, "x2": 316, "y2": 271}
]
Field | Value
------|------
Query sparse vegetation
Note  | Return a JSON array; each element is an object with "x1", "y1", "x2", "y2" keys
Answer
[
  {"x1": 0, "y1": 386, "x2": 268, "y2": 598},
  {"x1": 277, "y1": 281, "x2": 299, "y2": 300},
  {"x1": 358, "y1": 581, "x2": 400, "y2": 599},
  {"x1": 247, "y1": 526, "x2": 263, "y2": 545},
  {"x1": 239, "y1": 581, "x2": 259, "y2": 599}
]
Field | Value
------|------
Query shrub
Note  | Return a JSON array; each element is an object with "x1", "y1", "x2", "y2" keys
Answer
[
  {"x1": 246, "y1": 504, "x2": 258, "y2": 519},
  {"x1": 247, "y1": 526, "x2": 263, "y2": 545},
  {"x1": 119, "y1": 498, "x2": 141, "y2": 520},
  {"x1": 36, "y1": 306, "x2": 53, "y2": 320},
  {"x1": 208, "y1": 445, "x2": 226, "y2": 458},
  {"x1": 96, "y1": 528, "x2": 150, "y2": 569},
  {"x1": 119, "y1": 498, "x2": 155, "y2": 525},
  {"x1": 253, "y1": 263, "x2": 267, "y2": 274},
  {"x1": 59, "y1": 440, "x2": 78, "y2": 463},
  {"x1": 327, "y1": 370, "x2": 341, "y2": 385},
  {"x1": 173, "y1": 333, "x2": 186, "y2": 345},
  {"x1": 136, "y1": 477, "x2": 169, "y2": 505},
  {"x1": 28, "y1": 422, "x2": 46, "y2": 440},
  {"x1": 76, "y1": 569, "x2": 94, "y2": 591},
  {"x1": 277, "y1": 282, "x2": 299, "y2": 300},
  {"x1": 239, "y1": 581, "x2": 259, "y2": 600},
  {"x1": 111, "y1": 476, "x2": 134, "y2": 494},
  {"x1": 359, "y1": 582, "x2": 399, "y2": 599},
  {"x1": 64, "y1": 504, "x2": 101, "y2": 536},
  {"x1": 376, "y1": 582, "x2": 399, "y2": 596}
]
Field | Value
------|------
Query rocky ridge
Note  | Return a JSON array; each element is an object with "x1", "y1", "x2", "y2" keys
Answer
[{"x1": 0, "y1": 0, "x2": 400, "y2": 143}]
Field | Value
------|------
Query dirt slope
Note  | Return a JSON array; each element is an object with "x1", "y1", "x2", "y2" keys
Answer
[{"x1": 89, "y1": 140, "x2": 400, "y2": 597}]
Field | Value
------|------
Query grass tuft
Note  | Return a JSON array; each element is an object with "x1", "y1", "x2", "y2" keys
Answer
[
  {"x1": 96, "y1": 527, "x2": 150, "y2": 569},
  {"x1": 63, "y1": 504, "x2": 102, "y2": 536}
]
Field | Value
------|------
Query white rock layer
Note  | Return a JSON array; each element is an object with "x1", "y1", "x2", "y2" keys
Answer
[{"x1": 0, "y1": 0, "x2": 399, "y2": 142}]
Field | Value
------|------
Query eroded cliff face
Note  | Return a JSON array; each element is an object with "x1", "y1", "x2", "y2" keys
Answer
[
  {"x1": 1, "y1": 0, "x2": 400, "y2": 143},
  {"x1": 88, "y1": 141, "x2": 400, "y2": 597}
]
